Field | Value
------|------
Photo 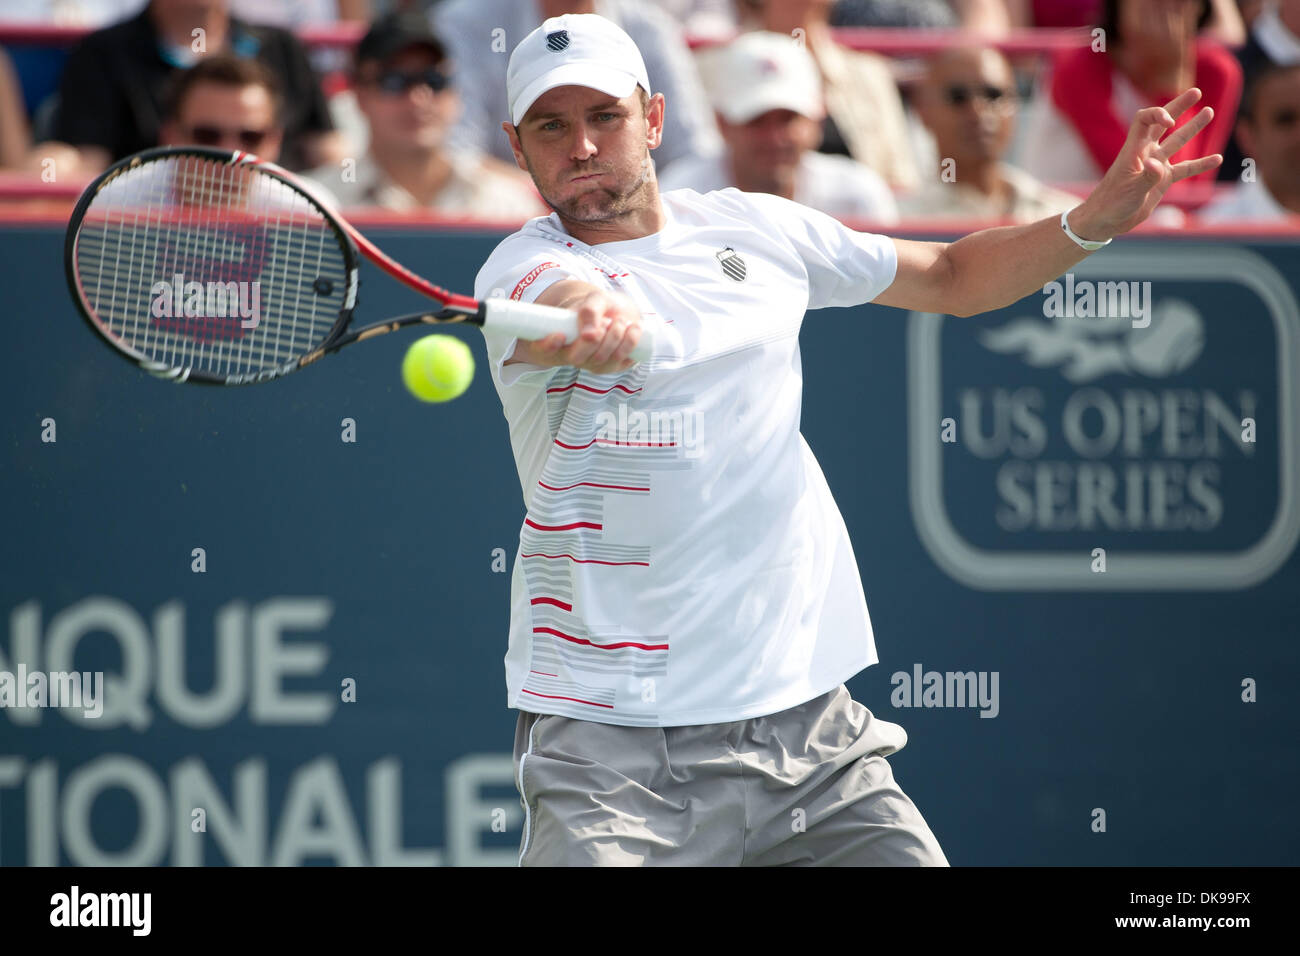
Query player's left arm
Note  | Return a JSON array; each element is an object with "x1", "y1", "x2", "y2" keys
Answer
[{"x1": 872, "y1": 88, "x2": 1222, "y2": 318}]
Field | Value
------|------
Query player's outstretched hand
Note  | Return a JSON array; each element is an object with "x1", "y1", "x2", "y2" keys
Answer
[
  {"x1": 1069, "y1": 88, "x2": 1222, "y2": 241},
  {"x1": 512, "y1": 284, "x2": 644, "y2": 375}
]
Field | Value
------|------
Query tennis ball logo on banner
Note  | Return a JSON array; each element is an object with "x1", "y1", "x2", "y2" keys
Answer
[{"x1": 907, "y1": 246, "x2": 1300, "y2": 590}]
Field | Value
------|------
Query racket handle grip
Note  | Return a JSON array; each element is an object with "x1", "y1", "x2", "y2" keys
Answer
[{"x1": 481, "y1": 298, "x2": 654, "y2": 364}]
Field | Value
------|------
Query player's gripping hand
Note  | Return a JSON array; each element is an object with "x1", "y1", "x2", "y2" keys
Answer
[{"x1": 507, "y1": 281, "x2": 644, "y2": 375}]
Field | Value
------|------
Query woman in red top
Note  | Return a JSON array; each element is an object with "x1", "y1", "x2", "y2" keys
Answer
[{"x1": 1032, "y1": 0, "x2": 1242, "y2": 203}]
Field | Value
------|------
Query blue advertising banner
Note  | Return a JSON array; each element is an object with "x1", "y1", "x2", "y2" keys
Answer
[{"x1": 2, "y1": 224, "x2": 1296, "y2": 866}]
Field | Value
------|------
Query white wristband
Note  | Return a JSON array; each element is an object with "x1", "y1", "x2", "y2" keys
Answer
[{"x1": 1061, "y1": 207, "x2": 1112, "y2": 251}]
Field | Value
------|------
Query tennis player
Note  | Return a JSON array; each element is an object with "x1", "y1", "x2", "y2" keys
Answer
[{"x1": 476, "y1": 14, "x2": 1220, "y2": 866}]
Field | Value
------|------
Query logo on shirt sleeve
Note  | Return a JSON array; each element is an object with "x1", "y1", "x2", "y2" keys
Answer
[
  {"x1": 511, "y1": 261, "x2": 561, "y2": 300},
  {"x1": 716, "y1": 246, "x2": 747, "y2": 282}
]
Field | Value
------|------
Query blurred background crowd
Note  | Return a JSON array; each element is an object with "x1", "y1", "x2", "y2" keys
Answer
[{"x1": 0, "y1": 0, "x2": 1296, "y2": 226}]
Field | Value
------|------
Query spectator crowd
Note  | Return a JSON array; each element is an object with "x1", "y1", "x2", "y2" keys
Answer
[{"x1": 0, "y1": 0, "x2": 1296, "y2": 225}]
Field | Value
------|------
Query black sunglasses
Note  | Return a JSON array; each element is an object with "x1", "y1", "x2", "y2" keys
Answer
[
  {"x1": 373, "y1": 68, "x2": 452, "y2": 94},
  {"x1": 186, "y1": 125, "x2": 273, "y2": 149},
  {"x1": 943, "y1": 84, "x2": 1013, "y2": 107}
]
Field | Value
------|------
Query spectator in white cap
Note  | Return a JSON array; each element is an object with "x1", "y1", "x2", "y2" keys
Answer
[
  {"x1": 705, "y1": 0, "x2": 920, "y2": 192},
  {"x1": 432, "y1": 0, "x2": 721, "y2": 177},
  {"x1": 658, "y1": 32, "x2": 897, "y2": 223}
]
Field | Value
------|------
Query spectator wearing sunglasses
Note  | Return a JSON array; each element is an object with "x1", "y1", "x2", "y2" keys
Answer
[
  {"x1": 159, "y1": 53, "x2": 284, "y2": 161},
  {"x1": 303, "y1": 13, "x2": 547, "y2": 218},
  {"x1": 659, "y1": 31, "x2": 897, "y2": 223},
  {"x1": 902, "y1": 47, "x2": 1078, "y2": 222}
]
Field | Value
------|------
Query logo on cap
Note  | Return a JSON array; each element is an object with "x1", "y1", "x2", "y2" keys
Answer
[
  {"x1": 546, "y1": 30, "x2": 570, "y2": 52},
  {"x1": 716, "y1": 247, "x2": 746, "y2": 282}
]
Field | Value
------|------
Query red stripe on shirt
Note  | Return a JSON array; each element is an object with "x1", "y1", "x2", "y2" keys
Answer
[
  {"x1": 520, "y1": 552, "x2": 649, "y2": 566},
  {"x1": 554, "y1": 437, "x2": 676, "y2": 449},
  {"x1": 520, "y1": 688, "x2": 614, "y2": 708},
  {"x1": 534, "y1": 626, "x2": 668, "y2": 651},
  {"x1": 525, "y1": 518, "x2": 603, "y2": 532},
  {"x1": 530, "y1": 597, "x2": 573, "y2": 611},
  {"x1": 539, "y1": 480, "x2": 649, "y2": 492},
  {"x1": 546, "y1": 382, "x2": 642, "y2": 395}
]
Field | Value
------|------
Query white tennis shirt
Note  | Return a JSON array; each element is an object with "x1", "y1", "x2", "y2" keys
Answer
[{"x1": 474, "y1": 187, "x2": 898, "y2": 726}]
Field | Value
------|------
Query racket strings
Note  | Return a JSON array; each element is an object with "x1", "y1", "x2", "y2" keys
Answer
[{"x1": 72, "y1": 153, "x2": 349, "y2": 379}]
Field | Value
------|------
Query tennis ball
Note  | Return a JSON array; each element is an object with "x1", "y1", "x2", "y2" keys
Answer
[{"x1": 402, "y1": 334, "x2": 474, "y2": 402}]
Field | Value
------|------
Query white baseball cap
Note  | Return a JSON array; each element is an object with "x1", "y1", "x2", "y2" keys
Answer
[
  {"x1": 507, "y1": 13, "x2": 651, "y2": 126},
  {"x1": 708, "y1": 32, "x2": 824, "y2": 124}
]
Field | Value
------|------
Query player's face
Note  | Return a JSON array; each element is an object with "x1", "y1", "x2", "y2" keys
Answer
[
  {"x1": 506, "y1": 85, "x2": 664, "y2": 224},
  {"x1": 356, "y1": 48, "x2": 459, "y2": 155},
  {"x1": 1239, "y1": 69, "x2": 1300, "y2": 197}
]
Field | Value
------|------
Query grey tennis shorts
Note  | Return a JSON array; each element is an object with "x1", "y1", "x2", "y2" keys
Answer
[{"x1": 512, "y1": 684, "x2": 949, "y2": 866}]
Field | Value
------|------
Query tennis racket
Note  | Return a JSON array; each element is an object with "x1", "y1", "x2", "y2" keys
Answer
[{"x1": 64, "y1": 145, "x2": 652, "y2": 385}]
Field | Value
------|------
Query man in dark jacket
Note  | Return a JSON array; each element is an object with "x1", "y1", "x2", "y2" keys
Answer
[{"x1": 47, "y1": 0, "x2": 344, "y2": 174}]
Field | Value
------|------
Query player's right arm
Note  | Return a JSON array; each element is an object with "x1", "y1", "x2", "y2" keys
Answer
[{"x1": 505, "y1": 279, "x2": 645, "y2": 375}]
